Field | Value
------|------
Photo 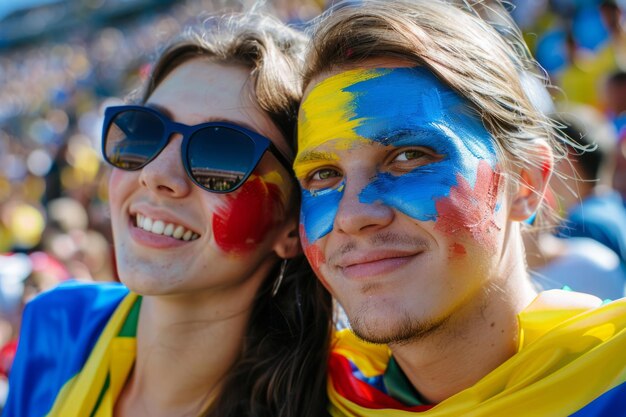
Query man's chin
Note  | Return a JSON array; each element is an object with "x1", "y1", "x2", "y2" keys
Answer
[{"x1": 349, "y1": 314, "x2": 448, "y2": 345}]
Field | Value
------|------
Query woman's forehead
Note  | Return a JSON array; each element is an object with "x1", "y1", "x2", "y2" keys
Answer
[{"x1": 148, "y1": 59, "x2": 291, "y2": 156}]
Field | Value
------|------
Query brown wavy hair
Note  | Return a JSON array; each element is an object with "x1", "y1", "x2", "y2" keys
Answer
[
  {"x1": 140, "y1": 12, "x2": 332, "y2": 417},
  {"x1": 303, "y1": 0, "x2": 577, "y2": 228}
]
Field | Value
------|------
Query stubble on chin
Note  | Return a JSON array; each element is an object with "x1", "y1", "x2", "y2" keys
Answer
[{"x1": 349, "y1": 307, "x2": 448, "y2": 346}]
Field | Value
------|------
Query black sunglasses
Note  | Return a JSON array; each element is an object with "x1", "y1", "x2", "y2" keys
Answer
[{"x1": 101, "y1": 105, "x2": 293, "y2": 193}]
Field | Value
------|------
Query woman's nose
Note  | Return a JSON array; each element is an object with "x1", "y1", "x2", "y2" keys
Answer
[{"x1": 139, "y1": 135, "x2": 192, "y2": 198}]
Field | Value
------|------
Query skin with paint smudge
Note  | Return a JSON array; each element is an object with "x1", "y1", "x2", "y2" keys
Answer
[
  {"x1": 295, "y1": 63, "x2": 510, "y2": 343},
  {"x1": 109, "y1": 59, "x2": 295, "y2": 297}
]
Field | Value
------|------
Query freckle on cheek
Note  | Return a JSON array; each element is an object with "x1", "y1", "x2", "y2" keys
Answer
[
  {"x1": 450, "y1": 243, "x2": 467, "y2": 256},
  {"x1": 212, "y1": 176, "x2": 284, "y2": 253}
]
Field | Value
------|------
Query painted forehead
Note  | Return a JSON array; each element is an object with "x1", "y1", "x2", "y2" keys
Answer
[
  {"x1": 296, "y1": 67, "x2": 500, "y2": 244},
  {"x1": 296, "y1": 66, "x2": 495, "y2": 172}
]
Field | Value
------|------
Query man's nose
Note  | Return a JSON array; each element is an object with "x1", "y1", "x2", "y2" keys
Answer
[{"x1": 333, "y1": 170, "x2": 394, "y2": 236}]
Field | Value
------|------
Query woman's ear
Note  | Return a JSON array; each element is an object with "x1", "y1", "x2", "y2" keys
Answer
[
  {"x1": 273, "y1": 215, "x2": 302, "y2": 259},
  {"x1": 509, "y1": 141, "x2": 553, "y2": 222}
]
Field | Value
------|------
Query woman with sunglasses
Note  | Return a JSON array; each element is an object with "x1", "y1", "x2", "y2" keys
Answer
[{"x1": 4, "y1": 12, "x2": 332, "y2": 417}]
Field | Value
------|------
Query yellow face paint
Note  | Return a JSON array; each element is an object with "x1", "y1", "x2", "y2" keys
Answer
[
  {"x1": 295, "y1": 68, "x2": 387, "y2": 179},
  {"x1": 258, "y1": 170, "x2": 286, "y2": 203}
]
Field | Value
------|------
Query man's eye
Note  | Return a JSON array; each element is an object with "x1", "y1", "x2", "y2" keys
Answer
[
  {"x1": 394, "y1": 150, "x2": 425, "y2": 161},
  {"x1": 311, "y1": 168, "x2": 341, "y2": 180}
]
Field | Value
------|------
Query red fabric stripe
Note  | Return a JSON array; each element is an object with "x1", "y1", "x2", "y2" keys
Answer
[{"x1": 329, "y1": 352, "x2": 434, "y2": 412}]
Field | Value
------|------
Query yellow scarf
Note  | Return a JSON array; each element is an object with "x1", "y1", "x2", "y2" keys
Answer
[{"x1": 328, "y1": 290, "x2": 626, "y2": 417}]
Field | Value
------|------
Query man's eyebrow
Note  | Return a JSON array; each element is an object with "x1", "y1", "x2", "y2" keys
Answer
[
  {"x1": 294, "y1": 150, "x2": 338, "y2": 164},
  {"x1": 375, "y1": 127, "x2": 446, "y2": 146}
]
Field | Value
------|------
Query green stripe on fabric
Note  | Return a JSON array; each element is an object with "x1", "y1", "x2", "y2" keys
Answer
[
  {"x1": 89, "y1": 375, "x2": 110, "y2": 417},
  {"x1": 383, "y1": 356, "x2": 425, "y2": 407},
  {"x1": 88, "y1": 295, "x2": 141, "y2": 416},
  {"x1": 118, "y1": 296, "x2": 142, "y2": 337}
]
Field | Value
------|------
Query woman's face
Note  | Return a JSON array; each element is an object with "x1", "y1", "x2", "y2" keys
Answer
[{"x1": 109, "y1": 58, "x2": 296, "y2": 298}]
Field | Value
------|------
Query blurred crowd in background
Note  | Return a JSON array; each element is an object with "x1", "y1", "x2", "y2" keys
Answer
[{"x1": 1, "y1": 0, "x2": 626, "y2": 409}]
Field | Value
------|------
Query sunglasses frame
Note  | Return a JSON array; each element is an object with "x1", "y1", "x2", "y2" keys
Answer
[{"x1": 102, "y1": 105, "x2": 293, "y2": 193}]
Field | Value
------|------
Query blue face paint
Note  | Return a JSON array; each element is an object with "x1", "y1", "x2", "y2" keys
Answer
[
  {"x1": 301, "y1": 182, "x2": 345, "y2": 242},
  {"x1": 298, "y1": 67, "x2": 497, "y2": 243}
]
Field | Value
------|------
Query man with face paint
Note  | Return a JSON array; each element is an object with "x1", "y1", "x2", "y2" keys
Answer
[{"x1": 295, "y1": 1, "x2": 626, "y2": 416}]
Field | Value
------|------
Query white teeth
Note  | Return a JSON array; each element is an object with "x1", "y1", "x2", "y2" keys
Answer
[
  {"x1": 151, "y1": 220, "x2": 165, "y2": 235},
  {"x1": 134, "y1": 214, "x2": 198, "y2": 242},
  {"x1": 173, "y1": 225, "x2": 185, "y2": 239}
]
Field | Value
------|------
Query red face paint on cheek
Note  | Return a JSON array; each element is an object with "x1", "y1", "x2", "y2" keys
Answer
[
  {"x1": 450, "y1": 243, "x2": 467, "y2": 256},
  {"x1": 435, "y1": 161, "x2": 502, "y2": 252},
  {"x1": 212, "y1": 176, "x2": 284, "y2": 253},
  {"x1": 300, "y1": 224, "x2": 330, "y2": 290}
]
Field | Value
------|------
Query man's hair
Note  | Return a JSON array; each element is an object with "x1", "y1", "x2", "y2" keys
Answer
[
  {"x1": 137, "y1": 12, "x2": 332, "y2": 417},
  {"x1": 304, "y1": 0, "x2": 570, "y2": 225}
]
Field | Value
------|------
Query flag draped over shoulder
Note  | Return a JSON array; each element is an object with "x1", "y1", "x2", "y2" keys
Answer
[
  {"x1": 328, "y1": 290, "x2": 626, "y2": 417},
  {"x1": 45, "y1": 292, "x2": 138, "y2": 417},
  {"x1": 3, "y1": 281, "x2": 133, "y2": 417}
]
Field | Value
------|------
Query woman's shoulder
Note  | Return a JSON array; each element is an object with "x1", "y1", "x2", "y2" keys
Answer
[
  {"x1": 18, "y1": 279, "x2": 131, "y2": 377},
  {"x1": 20, "y1": 279, "x2": 130, "y2": 357},
  {"x1": 4, "y1": 281, "x2": 130, "y2": 416},
  {"x1": 26, "y1": 279, "x2": 129, "y2": 317}
]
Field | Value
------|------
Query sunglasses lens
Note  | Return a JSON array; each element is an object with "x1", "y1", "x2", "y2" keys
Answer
[
  {"x1": 188, "y1": 127, "x2": 256, "y2": 192},
  {"x1": 104, "y1": 109, "x2": 165, "y2": 170}
]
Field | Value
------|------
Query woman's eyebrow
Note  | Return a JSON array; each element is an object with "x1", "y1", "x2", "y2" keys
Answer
[{"x1": 145, "y1": 102, "x2": 260, "y2": 132}]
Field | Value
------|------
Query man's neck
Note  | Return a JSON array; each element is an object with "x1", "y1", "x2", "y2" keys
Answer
[{"x1": 388, "y1": 265, "x2": 537, "y2": 404}]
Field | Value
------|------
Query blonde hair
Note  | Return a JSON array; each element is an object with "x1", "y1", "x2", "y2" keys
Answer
[{"x1": 304, "y1": 0, "x2": 569, "y2": 225}]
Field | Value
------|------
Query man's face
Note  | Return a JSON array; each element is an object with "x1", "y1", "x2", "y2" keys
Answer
[{"x1": 295, "y1": 64, "x2": 508, "y2": 344}]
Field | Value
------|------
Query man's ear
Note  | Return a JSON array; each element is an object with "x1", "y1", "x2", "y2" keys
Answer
[
  {"x1": 509, "y1": 141, "x2": 553, "y2": 222},
  {"x1": 273, "y1": 215, "x2": 302, "y2": 259}
]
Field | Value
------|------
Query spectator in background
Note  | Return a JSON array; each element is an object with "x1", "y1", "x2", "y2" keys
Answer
[
  {"x1": 42, "y1": 197, "x2": 114, "y2": 281},
  {"x1": 604, "y1": 71, "x2": 626, "y2": 204},
  {"x1": 555, "y1": 0, "x2": 625, "y2": 109},
  {"x1": 614, "y1": 133, "x2": 626, "y2": 202},
  {"x1": 525, "y1": 226, "x2": 626, "y2": 300},
  {"x1": 518, "y1": 73, "x2": 626, "y2": 300},
  {"x1": 604, "y1": 70, "x2": 626, "y2": 135},
  {"x1": 0, "y1": 251, "x2": 69, "y2": 412},
  {"x1": 599, "y1": 0, "x2": 626, "y2": 69},
  {"x1": 552, "y1": 106, "x2": 626, "y2": 268}
]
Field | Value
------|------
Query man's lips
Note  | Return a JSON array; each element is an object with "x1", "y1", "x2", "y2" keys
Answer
[{"x1": 336, "y1": 250, "x2": 422, "y2": 279}]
